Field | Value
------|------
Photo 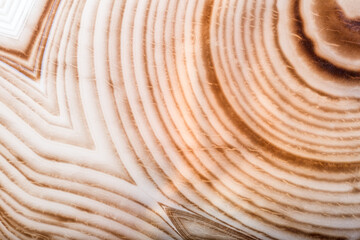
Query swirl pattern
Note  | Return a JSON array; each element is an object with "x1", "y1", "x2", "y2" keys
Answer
[{"x1": 0, "y1": 0, "x2": 359, "y2": 239}]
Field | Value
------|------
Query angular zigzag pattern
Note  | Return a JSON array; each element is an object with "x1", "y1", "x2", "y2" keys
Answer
[{"x1": 0, "y1": 0, "x2": 359, "y2": 239}]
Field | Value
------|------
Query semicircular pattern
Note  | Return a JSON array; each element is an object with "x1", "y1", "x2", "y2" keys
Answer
[{"x1": 0, "y1": 0, "x2": 359, "y2": 239}]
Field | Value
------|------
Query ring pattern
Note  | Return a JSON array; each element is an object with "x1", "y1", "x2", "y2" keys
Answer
[{"x1": 0, "y1": 0, "x2": 359, "y2": 239}]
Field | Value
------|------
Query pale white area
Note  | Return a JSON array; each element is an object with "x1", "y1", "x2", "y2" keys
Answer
[
  {"x1": 0, "y1": 0, "x2": 35, "y2": 39},
  {"x1": 336, "y1": 0, "x2": 360, "y2": 19},
  {"x1": 0, "y1": 0, "x2": 47, "y2": 51}
]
